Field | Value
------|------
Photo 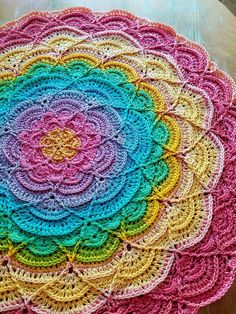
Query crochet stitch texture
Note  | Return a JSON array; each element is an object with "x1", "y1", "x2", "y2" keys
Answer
[{"x1": 0, "y1": 7, "x2": 235, "y2": 314}]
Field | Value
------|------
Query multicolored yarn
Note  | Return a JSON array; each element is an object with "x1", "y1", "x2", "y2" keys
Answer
[{"x1": 0, "y1": 7, "x2": 235, "y2": 314}]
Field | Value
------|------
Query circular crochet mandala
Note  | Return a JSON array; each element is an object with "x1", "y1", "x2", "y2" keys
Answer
[{"x1": 0, "y1": 7, "x2": 235, "y2": 314}]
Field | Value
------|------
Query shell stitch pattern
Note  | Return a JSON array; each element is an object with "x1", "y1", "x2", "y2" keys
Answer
[{"x1": 0, "y1": 7, "x2": 235, "y2": 314}]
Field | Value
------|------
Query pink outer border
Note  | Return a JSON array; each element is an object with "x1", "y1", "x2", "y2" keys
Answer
[{"x1": 0, "y1": 7, "x2": 235, "y2": 314}]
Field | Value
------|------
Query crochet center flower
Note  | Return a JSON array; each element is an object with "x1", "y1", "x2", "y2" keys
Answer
[
  {"x1": 0, "y1": 7, "x2": 235, "y2": 314},
  {"x1": 1, "y1": 61, "x2": 172, "y2": 247},
  {"x1": 40, "y1": 127, "x2": 80, "y2": 162}
]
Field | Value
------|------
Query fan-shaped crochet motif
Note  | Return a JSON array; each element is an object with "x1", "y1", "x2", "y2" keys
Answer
[{"x1": 0, "y1": 7, "x2": 235, "y2": 314}]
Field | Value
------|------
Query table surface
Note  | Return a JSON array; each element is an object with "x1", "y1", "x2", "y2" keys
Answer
[{"x1": 0, "y1": 1, "x2": 235, "y2": 313}]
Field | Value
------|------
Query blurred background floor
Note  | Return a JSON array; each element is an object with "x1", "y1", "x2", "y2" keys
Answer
[{"x1": 220, "y1": 0, "x2": 236, "y2": 15}]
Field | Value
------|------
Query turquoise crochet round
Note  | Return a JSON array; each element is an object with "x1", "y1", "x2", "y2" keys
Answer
[{"x1": 0, "y1": 61, "x2": 169, "y2": 261}]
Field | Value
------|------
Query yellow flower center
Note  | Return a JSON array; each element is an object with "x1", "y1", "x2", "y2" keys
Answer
[{"x1": 40, "y1": 128, "x2": 80, "y2": 162}]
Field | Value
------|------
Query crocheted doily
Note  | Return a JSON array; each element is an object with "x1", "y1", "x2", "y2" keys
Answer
[{"x1": 0, "y1": 7, "x2": 235, "y2": 314}]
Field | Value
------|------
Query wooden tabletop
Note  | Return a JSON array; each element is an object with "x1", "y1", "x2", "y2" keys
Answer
[{"x1": 0, "y1": 0, "x2": 235, "y2": 313}]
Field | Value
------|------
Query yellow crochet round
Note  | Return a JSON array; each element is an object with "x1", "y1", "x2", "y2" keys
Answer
[
  {"x1": 0, "y1": 10, "x2": 225, "y2": 314},
  {"x1": 40, "y1": 128, "x2": 80, "y2": 162}
]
